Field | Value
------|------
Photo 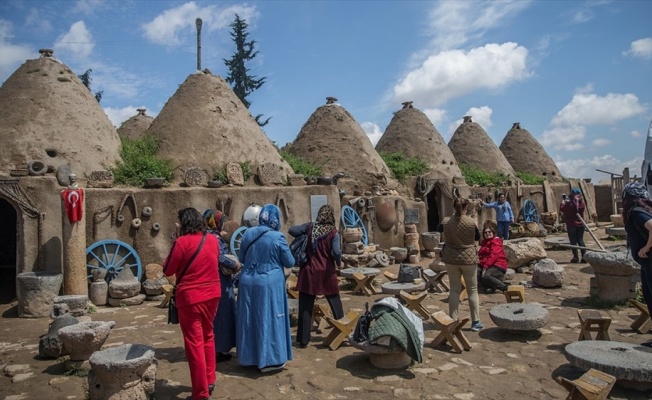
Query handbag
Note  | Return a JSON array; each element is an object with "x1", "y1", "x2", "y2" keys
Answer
[
  {"x1": 397, "y1": 263, "x2": 421, "y2": 283},
  {"x1": 290, "y1": 223, "x2": 311, "y2": 268},
  {"x1": 352, "y1": 302, "x2": 374, "y2": 343},
  {"x1": 168, "y1": 233, "x2": 207, "y2": 324}
]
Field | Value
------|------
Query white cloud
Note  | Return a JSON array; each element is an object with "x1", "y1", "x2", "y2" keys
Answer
[
  {"x1": 361, "y1": 122, "x2": 383, "y2": 146},
  {"x1": 624, "y1": 37, "x2": 652, "y2": 60},
  {"x1": 540, "y1": 125, "x2": 586, "y2": 151},
  {"x1": 555, "y1": 154, "x2": 643, "y2": 183},
  {"x1": 393, "y1": 42, "x2": 530, "y2": 108},
  {"x1": 464, "y1": 106, "x2": 493, "y2": 130},
  {"x1": 25, "y1": 8, "x2": 52, "y2": 33},
  {"x1": 551, "y1": 93, "x2": 646, "y2": 127},
  {"x1": 104, "y1": 106, "x2": 156, "y2": 128},
  {"x1": 575, "y1": 83, "x2": 594, "y2": 95},
  {"x1": 142, "y1": 2, "x2": 257, "y2": 47},
  {"x1": 0, "y1": 20, "x2": 35, "y2": 84},
  {"x1": 591, "y1": 138, "x2": 610, "y2": 147},
  {"x1": 74, "y1": 0, "x2": 107, "y2": 15},
  {"x1": 427, "y1": 1, "x2": 532, "y2": 51},
  {"x1": 631, "y1": 130, "x2": 642, "y2": 138},
  {"x1": 422, "y1": 108, "x2": 447, "y2": 129},
  {"x1": 54, "y1": 20, "x2": 94, "y2": 61}
]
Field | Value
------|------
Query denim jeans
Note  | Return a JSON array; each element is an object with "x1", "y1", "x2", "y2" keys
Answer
[
  {"x1": 497, "y1": 221, "x2": 511, "y2": 240},
  {"x1": 566, "y1": 225, "x2": 586, "y2": 259}
]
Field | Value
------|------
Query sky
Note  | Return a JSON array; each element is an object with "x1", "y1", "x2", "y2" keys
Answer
[{"x1": 1, "y1": 0, "x2": 651, "y2": 184}]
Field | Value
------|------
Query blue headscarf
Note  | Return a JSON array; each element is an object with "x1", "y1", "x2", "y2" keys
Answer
[
  {"x1": 258, "y1": 204, "x2": 281, "y2": 231},
  {"x1": 570, "y1": 188, "x2": 581, "y2": 196}
]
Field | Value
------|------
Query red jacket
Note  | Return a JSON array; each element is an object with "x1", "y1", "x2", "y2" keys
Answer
[
  {"x1": 163, "y1": 233, "x2": 221, "y2": 307},
  {"x1": 478, "y1": 237, "x2": 507, "y2": 271},
  {"x1": 560, "y1": 199, "x2": 585, "y2": 228}
]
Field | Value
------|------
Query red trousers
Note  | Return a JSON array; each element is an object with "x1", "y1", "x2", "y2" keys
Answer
[{"x1": 178, "y1": 297, "x2": 220, "y2": 400}]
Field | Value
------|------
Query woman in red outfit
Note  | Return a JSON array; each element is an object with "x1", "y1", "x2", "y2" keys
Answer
[
  {"x1": 164, "y1": 208, "x2": 221, "y2": 400},
  {"x1": 560, "y1": 188, "x2": 587, "y2": 263},
  {"x1": 289, "y1": 204, "x2": 344, "y2": 348},
  {"x1": 477, "y1": 223, "x2": 508, "y2": 293}
]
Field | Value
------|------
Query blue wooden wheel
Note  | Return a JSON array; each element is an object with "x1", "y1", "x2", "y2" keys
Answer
[
  {"x1": 341, "y1": 205, "x2": 368, "y2": 245},
  {"x1": 521, "y1": 199, "x2": 540, "y2": 224},
  {"x1": 230, "y1": 226, "x2": 248, "y2": 257},
  {"x1": 86, "y1": 239, "x2": 142, "y2": 282}
]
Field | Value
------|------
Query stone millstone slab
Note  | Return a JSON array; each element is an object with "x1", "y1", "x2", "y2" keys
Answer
[
  {"x1": 584, "y1": 251, "x2": 639, "y2": 276},
  {"x1": 339, "y1": 267, "x2": 380, "y2": 279},
  {"x1": 381, "y1": 281, "x2": 426, "y2": 295},
  {"x1": 564, "y1": 341, "x2": 652, "y2": 388},
  {"x1": 489, "y1": 303, "x2": 549, "y2": 331},
  {"x1": 349, "y1": 336, "x2": 412, "y2": 369}
]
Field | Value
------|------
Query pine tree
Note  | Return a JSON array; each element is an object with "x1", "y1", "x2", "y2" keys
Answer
[
  {"x1": 78, "y1": 69, "x2": 103, "y2": 103},
  {"x1": 224, "y1": 15, "x2": 270, "y2": 126}
]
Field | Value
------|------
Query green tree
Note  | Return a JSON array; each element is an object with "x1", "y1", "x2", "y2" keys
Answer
[
  {"x1": 224, "y1": 14, "x2": 269, "y2": 126},
  {"x1": 78, "y1": 69, "x2": 103, "y2": 103}
]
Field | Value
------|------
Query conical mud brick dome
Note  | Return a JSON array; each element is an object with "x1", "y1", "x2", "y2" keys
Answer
[
  {"x1": 288, "y1": 97, "x2": 390, "y2": 188},
  {"x1": 147, "y1": 72, "x2": 292, "y2": 181},
  {"x1": 376, "y1": 101, "x2": 462, "y2": 181},
  {"x1": 499, "y1": 122, "x2": 563, "y2": 181},
  {"x1": 117, "y1": 108, "x2": 153, "y2": 139},
  {"x1": 448, "y1": 116, "x2": 515, "y2": 176},
  {"x1": 0, "y1": 49, "x2": 122, "y2": 175}
]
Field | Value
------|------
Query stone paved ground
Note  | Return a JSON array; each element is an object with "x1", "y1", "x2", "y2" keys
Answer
[{"x1": 1, "y1": 233, "x2": 651, "y2": 400}]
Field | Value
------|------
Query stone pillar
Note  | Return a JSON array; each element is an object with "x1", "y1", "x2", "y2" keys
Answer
[{"x1": 61, "y1": 186, "x2": 87, "y2": 296}]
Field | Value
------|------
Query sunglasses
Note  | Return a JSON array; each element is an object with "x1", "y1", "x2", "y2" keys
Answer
[{"x1": 483, "y1": 230, "x2": 493, "y2": 234}]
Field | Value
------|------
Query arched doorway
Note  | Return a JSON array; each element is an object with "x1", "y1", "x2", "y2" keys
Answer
[
  {"x1": 426, "y1": 187, "x2": 441, "y2": 232},
  {"x1": 0, "y1": 199, "x2": 17, "y2": 303}
]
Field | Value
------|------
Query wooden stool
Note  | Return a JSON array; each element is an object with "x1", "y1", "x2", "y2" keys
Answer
[
  {"x1": 399, "y1": 290, "x2": 430, "y2": 320},
  {"x1": 323, "y1": 311, "x2": 360, "y2": 350},
  {"x1": 577, "y1": 310, "x2": 611, "y2": 341},
  {"x1": 430, "y1": 311, "x2": 471, "y2": 353},
  {"x1": 504, "y1": 285, "x2": 525, "y2": 303},
  {"x1": 158, "y1": 284, "x2": 173, "y2": 308},
  {"x1": 556, "y1": 368, "x2": 616, "y2": 400},
  {"x1": 384, "y1": 271, "x2": 398, "y2": 282},
  {"x1": 628, "y1": 299, "x2": 652, "y2": 334},
  {"x1": 312, "y1": 303, "x2": 332, "y2": 334},
  {"x1": 459, "y1": 276, "x2": 468, "y2": 302},
  {"x1": 286, "y1": 275, "x2": 299, "y2": 299},
  {"x1": 352, "y1": 272, "x2": 376, "y2": 296},
  {"x1": 422, "y1": 269, "x2": 449, "y2": 293}
]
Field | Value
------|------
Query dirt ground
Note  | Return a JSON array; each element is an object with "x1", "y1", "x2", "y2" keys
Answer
[{"x1": 1, "y1": 232, "x2": 651, "y2": 400}]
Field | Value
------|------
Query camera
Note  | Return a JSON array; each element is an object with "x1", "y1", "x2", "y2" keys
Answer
[{"x1": 562, "y1": 194, "x2": 568, "y2": 201}]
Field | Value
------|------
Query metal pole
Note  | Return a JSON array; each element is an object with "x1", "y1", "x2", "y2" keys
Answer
[
  {"x1": 577, "y1": 213, "x2": 606, "y2": 251},
  {"x1": 196, "y1": 18, "x2": 203, "y2": 71}
]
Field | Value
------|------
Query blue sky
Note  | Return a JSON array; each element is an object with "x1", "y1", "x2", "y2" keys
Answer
[{"x1": 1, "y1": 0, "x2": 651, "y2": 183}]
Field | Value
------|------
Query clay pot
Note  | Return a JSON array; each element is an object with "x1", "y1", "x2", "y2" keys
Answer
[
  {"x1": 342, "y1": 228, "x2": 363, "y2": 243},
  {"x1": 222, "y1": 220, "x2": 241, "y2": 243},
  {"x1": 375, "y1": 202, "x2": 397, "y2": 231},
  {"x1": 207, "y1": 180, "x2": 223, "y2": 188},
  {"x1": 390, "y1": 247, "x2": 408, "y2": 263},
  {"x1": 145, "y1": 178, "x2": 164, "y2": 188},
  {"x1": 317, "y1": 176, "x2": 333, "y2": 185},
  {"x1": 421, "y1": 232, "x2": 441, "y2": 252}
]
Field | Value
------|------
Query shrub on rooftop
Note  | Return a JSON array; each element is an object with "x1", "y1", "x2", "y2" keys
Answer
[{"x1": 110, "y1": 135, "x2": 174, "y2": 187}]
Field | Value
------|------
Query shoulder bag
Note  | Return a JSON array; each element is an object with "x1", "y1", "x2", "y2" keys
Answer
[{"x1": 168, "y1": 233, "x2": 207, "y2": 324}]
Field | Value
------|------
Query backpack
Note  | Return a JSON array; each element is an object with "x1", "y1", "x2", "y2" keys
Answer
[
  {"x1": 352, "y1": 302, "x2": 374, "y2": 343},
  {"x1": 290, "y1": 223, "x2": 311, "y2": 268}
]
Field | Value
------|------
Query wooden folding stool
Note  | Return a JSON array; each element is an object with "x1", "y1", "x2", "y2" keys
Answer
[
  {"x1": 422, "y1": 269, "x2": 449, "y2": 293},
  {"x1": 383, "y1": 271, "x2": 398, "y2": 282},
  {"x1": 504, "y1": 285, "x2": 526, "y2": 303},
  {"x1": 628, "y1": 299, "x2": 652, "y2": 334},
  {"x1": 399, "y1": 290, "x2": 430, "y2": 320},
  {"x1": 556, "y1": 368, "x2": 616, "y2": 400},
  {"x1": 312, "y1": 302, "x2": 332, "y2": 334},
  {"x1": 577, "y1": 310, "x2": 611, "y2": 341},
  {"x1": 286, "y1": 275, "x2": 299, "y2": 299},
  {"x1": 430, "y1": 311, "x2": 471, "y2": 353},
  {"x1": 323, "y1": 311, "x2": 360, "y2": 350},
  {"x1": 158, "y1": 284, "x2": 174, "y2": 308},
  {"x1": 352, "y1": 272, "x2": 376, "y2": 296}
]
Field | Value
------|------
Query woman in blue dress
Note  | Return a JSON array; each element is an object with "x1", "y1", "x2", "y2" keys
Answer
[
  {"x1": 236, "y1": 204, "x2": 295, "y2": 372},
  {"x1": 203, "y1": 209, "x2": 240, "y2": 362}
]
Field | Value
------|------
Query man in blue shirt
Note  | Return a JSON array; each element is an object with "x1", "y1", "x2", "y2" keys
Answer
[{"x1": 482, "y1": 193, "x2": 514, "y2": 240}]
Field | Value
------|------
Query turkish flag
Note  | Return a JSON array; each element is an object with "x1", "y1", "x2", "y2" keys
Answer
[{"x1": 62, "y1": 189, "x2": 84, "y2": 223}]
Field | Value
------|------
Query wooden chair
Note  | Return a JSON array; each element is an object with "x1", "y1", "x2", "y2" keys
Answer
[
  {"x1": 158, "y1": 284, "x2": 174, "y2": 308},
  {"x1": 383, "y1": 271, "x2": 398, "y2": 282},
  {"x1": 555, "y1": 368, "x2": 616, "y2": 400},
  {"x1": 323, "y1": 311, "x2": 360, "y2": 350},
  {"x1": 430, "y1": 311, "x2": 471, "y2": 353},
  {"x1": 422, "y1": 269, "x2": 449, "y2": 293},
  {"x1": 286, "y1": 275, "x2": 299, "y2": 299},
  {"x1": 577, "y1": 310, "x2": 611, "y2": 341},
  {"x1": 504, "y1": 285, "x2": 526, "y2": 303},
  {"x1": 399, "y1": 290, "x2": 430, "y2": 320},
  {"x1": 312, "y1": 303, "x2": 332, "y2": 334},
  {"x1": 628, "y1": 299, "x2": 652, "y2": 334},
  {"x1": 352, "y1": 272, "x2": 376, "y2": 296}
]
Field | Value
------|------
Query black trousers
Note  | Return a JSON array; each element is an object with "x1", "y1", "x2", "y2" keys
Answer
[
  {"x1": 479, "y1": 266, "x2": 508, "y2": 291},
  {"x1": 296, "y1": 292, "x2": 344, "y2": 346},
  {"x1": 567, "y1": 225, "x2": 586, "y2": 259}
]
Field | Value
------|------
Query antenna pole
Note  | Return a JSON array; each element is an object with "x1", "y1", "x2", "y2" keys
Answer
[{"x1": 196, "y1": 18, "x2": 203, "y2": 71}]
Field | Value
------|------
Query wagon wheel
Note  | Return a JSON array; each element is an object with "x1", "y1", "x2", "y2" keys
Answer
[
  {"x1": 86, "y1": 239, "x2": 142, "y2": 282},
  {"x1": 230, "y1": 226, "x2": 248, "y2": 257},
  {"x1": 520, "y1": 199, "x2": 540, "y2": 224},
  {"x1": 341, "y1": 205, "x2": 368, "y2": 245}
]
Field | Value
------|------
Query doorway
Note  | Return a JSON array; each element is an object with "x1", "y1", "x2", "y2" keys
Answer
[
  {"x1": 426, "y1": 188, "x2": 440, "y2": 232},
  {"x1": 0, "y1": 199, "x2": 17, "y2": 303}
]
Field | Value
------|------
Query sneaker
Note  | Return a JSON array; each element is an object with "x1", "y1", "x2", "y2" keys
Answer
[
  {"x1": 216, "y1": 352, "x2": 232, "y2": 362},
  {"x1": 570, "y1": 258, "x2": 579, "y2": 264},
  {"x1": 260, "y1": 363, "x2": 286, "y2": 373},
  {"x1": 485, "y1": 288, "x2": 496, "y2": 294},
  {"x1": 470, "y1": 321, "x2": 484, "y2": 332},
  {"x1": 208, "y1": 384, "x2": 215, "y2": 395}
]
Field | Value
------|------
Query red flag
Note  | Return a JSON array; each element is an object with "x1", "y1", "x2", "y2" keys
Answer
[{"x1": 62, "y1": 189, "x2": 84, "y2": 223}]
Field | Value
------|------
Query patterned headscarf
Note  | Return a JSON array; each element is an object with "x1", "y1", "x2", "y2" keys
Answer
[
  {"x1": 259, "y1": 204, "x2": 281, "y2": 231},
  {"x1": 202, "y1": 209, "x2": 224, "y2": 232},
  {"x1": 623, "y1": 182, "x2": 650, "y2": 200},
  {"x1": 312, "y1": 204, "x2": 336, "y2": 238}
]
